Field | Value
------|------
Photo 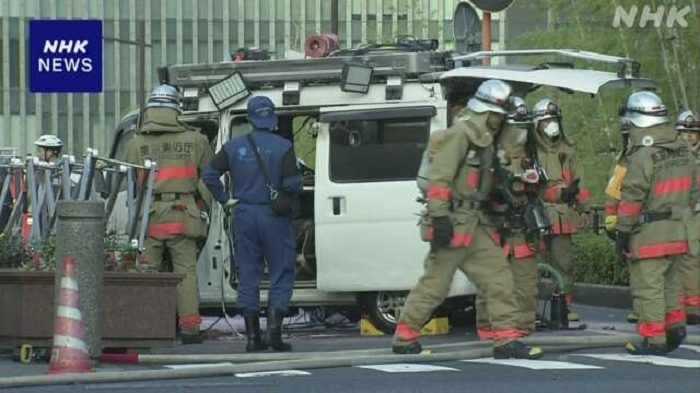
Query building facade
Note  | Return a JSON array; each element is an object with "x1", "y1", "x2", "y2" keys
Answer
[{"x1": 1, "y1": 0, "x2": 505, "y2": 156}]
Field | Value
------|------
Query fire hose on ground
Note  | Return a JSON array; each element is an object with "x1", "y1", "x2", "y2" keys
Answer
[{"x1": 1, "y1": 334, "x2": 698, "y2": 388}]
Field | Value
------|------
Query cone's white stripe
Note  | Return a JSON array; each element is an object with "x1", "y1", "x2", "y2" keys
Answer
[
  {"x1": 57, "y1": 305, "x2": 83, "y2": 321},
  {"x1": 61, "y1": 277, "x2": 79, "y2": 291},
  {"x1": 53, "y1": 334, "x2": 89, "y2": 354}
]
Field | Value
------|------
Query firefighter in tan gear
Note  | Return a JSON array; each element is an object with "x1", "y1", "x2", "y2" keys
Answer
[
  {"x1": 675, "y1": 110, "x2": 700, "y2": 325},
  {"x1": 531, "y1": 99, "x2": 591, "y2": 322},
  {"x1": 475, "y1": 97, "x2": 544, "y2": 339},
  {"x1": 127, "y1": 85, "x2": 213, "y2": 344},
  {"x1": 602, "y1": 123, "x2": 642, "y2": 323},
  {"x1": 394, "y1": 80, "x2": 543, "y2": 359},
  {"x1": 615, "y1": 92, "x2": 697, "y2": 355}
]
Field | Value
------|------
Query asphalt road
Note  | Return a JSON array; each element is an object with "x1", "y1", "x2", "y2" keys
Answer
[{"x1": 1, "y1": 305, "x2": 698, "y2": 393}]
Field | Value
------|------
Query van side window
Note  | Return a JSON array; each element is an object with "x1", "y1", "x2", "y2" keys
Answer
[{"x1": 329, "y1": 118, "x2": 429, "y2": 183}]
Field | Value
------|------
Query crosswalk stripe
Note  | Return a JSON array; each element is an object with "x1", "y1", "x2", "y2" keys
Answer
[
  {"x1": 164, "y1": 362, "x2": 234, "y2": 370},
  {"x1": 575, "y1": 354, "x2": 700, "y2": 368},
  {"x1": 235, "y1": 370, "x2": 311, "y2": 378},
  {"x1": 461, "y1": 358, "x2": 603, "y2": 370},
  {"x1": 357, "y1": 364, "x2": 459, "y2": 373},
  {"x1": 680, "y1": 345, "x2": 700, "y2": 354}
]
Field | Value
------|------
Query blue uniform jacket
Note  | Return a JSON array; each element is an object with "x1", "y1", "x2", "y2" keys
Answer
[{"x1": 202, "y1": 129, "x2": 302, "y2": 205}]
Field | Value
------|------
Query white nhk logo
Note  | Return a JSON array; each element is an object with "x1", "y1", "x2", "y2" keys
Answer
[
  {"x1": 613, "y1": 5, "x2": 692, "y2": 28},
  {"x1": 38, "y1": 39, "x2": 93, "y2": 72}
]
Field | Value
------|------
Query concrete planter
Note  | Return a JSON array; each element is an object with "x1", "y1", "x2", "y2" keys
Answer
[{"x1": 0, "y1": 270, "x2": 184, "y2": 349}]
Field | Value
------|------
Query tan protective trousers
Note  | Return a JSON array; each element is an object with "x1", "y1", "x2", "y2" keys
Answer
[
  {"x1": 394, "y1": 225, "x2": 520, "y2": 348},
  {"x1": 548, "y1": 235, "x2": 574, "y2": 294},
  {"x1": 145, "y1": 236, "x2": 201, "y2": 334},
  {"x1": 676, "y1": 253, "x2": 700, "y2": 316},
  {"x1": 476, "y1": 255, "x2": 538, "y2": 337},
  {"x1": 629, "y1": 256, "x2": 684, "y2": 345}
]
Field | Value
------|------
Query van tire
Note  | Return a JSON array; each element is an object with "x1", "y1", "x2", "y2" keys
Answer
[{"x1": 358, "y1": 291, "x2": 408, "y2": 335}]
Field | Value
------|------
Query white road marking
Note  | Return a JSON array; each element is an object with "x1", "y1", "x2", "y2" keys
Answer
[
  {"x1": 235, "y1": 370, "x2": 311, "y2": 378},
  {"x1": 357, "y1": 364, "x2": 459, "y2": 373},
  {"x1": 164, "y1": 362, "x2": 234, "y2": 370},
  {"x1": 461, "y1": 358, "x2": 603, "y2": 370},
  {"x1": 679, "y1": 345, "x2": 700, "y2": 354},
  {"x1": 575, "y1": 354, "x2": 700, "y2": 368}
]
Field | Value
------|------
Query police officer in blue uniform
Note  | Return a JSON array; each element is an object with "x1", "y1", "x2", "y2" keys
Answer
[{"x1": 203, "y1": 96, "x2": 302, "y2": 352}]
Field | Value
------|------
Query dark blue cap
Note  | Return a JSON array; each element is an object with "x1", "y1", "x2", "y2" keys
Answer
[{"x1": 247, "y1": 96, "x2": 278, "y2": 130}]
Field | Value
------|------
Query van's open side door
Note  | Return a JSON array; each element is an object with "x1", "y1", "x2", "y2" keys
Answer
[{"x1": 314, "y1": 104, "x2": 455, "y2": 292}]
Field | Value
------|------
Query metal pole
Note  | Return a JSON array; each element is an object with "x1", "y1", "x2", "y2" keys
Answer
[
  {"x1": 481, "y1": 12, "x2": 491, "y2": 66},
  {"x1": 139, "y1": 20, "x2": 146, "y2": 109},
  {"x1": 331, "y1": 0, "x2": 339, "y2": 35}
]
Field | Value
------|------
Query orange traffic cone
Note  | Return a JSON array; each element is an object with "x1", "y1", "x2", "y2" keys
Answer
[{"x1": 47, "y1": 255, "x2": 93, "y2": 374}]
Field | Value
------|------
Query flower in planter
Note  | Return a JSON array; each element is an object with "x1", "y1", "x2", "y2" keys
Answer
[{"x1": 21, "y1": 236, "x2": 57, "y2": 272}]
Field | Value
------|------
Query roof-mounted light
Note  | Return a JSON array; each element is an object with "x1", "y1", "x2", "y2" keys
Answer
[
  {"x1": 208, "y1": 71, "x2": 250, "y2": 109},
  {"x1": 341, "y1": 64, "x2": 373, "y2": 94}
]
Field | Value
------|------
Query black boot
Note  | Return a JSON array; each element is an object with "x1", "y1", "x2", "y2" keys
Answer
[
  {"x1": 493, "y1": 341, "x2": 543, "y2": 359},
  {"x1": 625, "y1": 340, "x2": 667, "y2": 356},
  {"x1": 244, "y1": 313, "x2": 268, "y2": 352},
  {"x1": 666, "y1": 325, "x2": 687, "y2": 353},
  {"x1": 266, "y1": 308, "x2": 292, "y2": 351},
  {"x1": 687, "y1": 314, "x2": 700, "y2": 325},
  {"x1": 392, "y1": 341, "x2": 423, "y2": 355}
]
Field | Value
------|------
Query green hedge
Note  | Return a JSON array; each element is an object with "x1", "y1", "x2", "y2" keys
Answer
[{"x1": 572, "y1": 233, "x2": 629, "y2": 286}]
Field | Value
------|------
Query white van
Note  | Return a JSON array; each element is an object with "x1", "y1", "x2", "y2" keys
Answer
[{"x1": 108, "y1": 47, "x2": 655, "y2": 333}]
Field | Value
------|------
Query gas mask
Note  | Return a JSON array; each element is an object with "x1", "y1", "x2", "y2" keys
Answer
[{"x1": 543, "y1": 121, "x2": 561, "y2": 138}]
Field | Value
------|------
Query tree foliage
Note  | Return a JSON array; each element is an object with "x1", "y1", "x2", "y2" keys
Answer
[{"x1": 510, "y1": 0, "x2": 699, "y2": 203}]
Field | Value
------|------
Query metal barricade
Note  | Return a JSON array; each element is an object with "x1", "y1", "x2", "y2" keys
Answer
[{"x1": 1, "y1": 148, "x2": 158, "y2": 254}]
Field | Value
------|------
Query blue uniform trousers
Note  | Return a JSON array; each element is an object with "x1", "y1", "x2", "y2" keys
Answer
[{"x1": 233, "y1": 203, "x2": 295, "y2": 314}]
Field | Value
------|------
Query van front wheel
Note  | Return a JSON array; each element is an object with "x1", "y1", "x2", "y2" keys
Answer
[{"x1": 359, "y1": 291, "x2": 408, "y2": 335}]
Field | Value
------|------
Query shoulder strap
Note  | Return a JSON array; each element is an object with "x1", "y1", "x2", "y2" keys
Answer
[{"x1": 245, "y1": 134, "x2": 272, "y2": 187}]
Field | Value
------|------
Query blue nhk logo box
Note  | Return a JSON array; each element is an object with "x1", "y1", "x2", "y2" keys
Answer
[{"x1": 29, "y1": 20, "x2": 103, "y2": 93}]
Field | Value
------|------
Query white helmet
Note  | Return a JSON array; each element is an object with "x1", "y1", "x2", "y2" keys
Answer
[
  {"x1": 147, "y1": 84, "x2": 181, "y2": 112},
  {"x1": 34, "y1": 134, "x2": 63, "y2": 149},
  {"x1": 619, "y1": 91, "x2": 668, "y2": 128},
  {"x1": 675, "y1": 110, "x2": 700, "y2": 132},
  {"x1": 507, "y1": 96, "x2": 530, "y2": 124},
  {"x1": 467, "y1": 79, "x2": 513, "y2": 114},
  {"x1": 531, "y1": 99, "x2": 562, "y2": 125}
]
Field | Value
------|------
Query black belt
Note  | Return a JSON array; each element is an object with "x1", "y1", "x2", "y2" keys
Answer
[
  {"x1": 638, "y1": 211, "x2": 672, "y2": 224},
  {"x1": 153, "y1": 193, "x2": 184, "y2": 201},
  {"x1": 504, "y1": 213, "x2": 526, "y2": 229},
  {"x1": 454, "y1": 200, "x2": 488, "y2": 210}
]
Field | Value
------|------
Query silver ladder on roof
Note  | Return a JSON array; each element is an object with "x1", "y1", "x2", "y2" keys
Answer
[{"x1": 166, "y1": 50, "x2": 456, "y2": 89}]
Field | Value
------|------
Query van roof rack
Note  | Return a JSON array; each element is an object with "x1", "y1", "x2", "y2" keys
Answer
[{"x1": 162, "y1": 50, "x2": 457, "y2": 90}]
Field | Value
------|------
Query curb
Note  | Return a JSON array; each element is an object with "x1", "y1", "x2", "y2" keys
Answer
[{"x1": 539, "y1": 280, "x2": 632, "y2": 310}]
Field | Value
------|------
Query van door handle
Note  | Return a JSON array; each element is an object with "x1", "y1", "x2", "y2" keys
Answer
[{"x1": 331, "y1": 197, "x2": 344, "y2": 215}]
